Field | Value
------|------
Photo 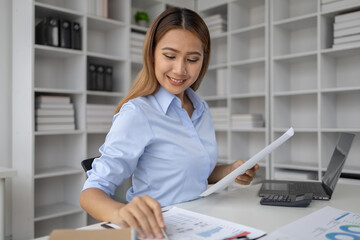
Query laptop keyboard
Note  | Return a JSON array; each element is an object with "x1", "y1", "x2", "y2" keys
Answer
[{"x1": 290, "y1": 183, "x2": 328, "y2": 197}]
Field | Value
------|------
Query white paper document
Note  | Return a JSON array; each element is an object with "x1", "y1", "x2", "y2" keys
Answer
[
  {"x1": 200, "y1": 127, "x2": 294, "y2": 197},
  {"x1": 104, "y1": 207, "x2": 266, "y2": 240},
  {"x1": 262, "y1": 206, "x2": 360, "y2": 240},
  {"x1": 160, "y1": 207, "x2": 266, "y2": 240}
]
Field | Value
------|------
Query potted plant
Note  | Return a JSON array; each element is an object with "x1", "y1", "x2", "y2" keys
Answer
[{"x1": 134, "y1": 11, "x2": 150, "y2": 27}]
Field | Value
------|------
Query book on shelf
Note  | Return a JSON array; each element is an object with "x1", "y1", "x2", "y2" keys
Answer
[
  {"x1": 36, "y1": 95, "x2": 71, "y2": 104},
  {"x1": 35, "y1": 108, "x2": 75, "y2": 116},
  {"x1": 334, "y1": 26, "x2": 360, "y2": 38},
  {"x1": 36, "y1": 103, "x2": 73, "y2": 109},
  {"x1": 88, "y1": 0, "x2": 108, "y2": 18},
  {"x1": 231, "y1": 121, "x2": 264, "y2": 128},
  {"x1": 334, "y1": 9, "x2": 360, "y2": 23},
  {"x1": 333, "y1": 33, "x2": 360, "y2": 44},
  {"x1": 36, "y1": 116, "x2": 74, "y2": 124},
  {"x1": 231, "y1": 114, "x2": 264, "y2": 128},
  {"x1": 36, "y1": 123, "x2": 75, "y2": 131},
  {"x1": 130, "y1": 40, "x2": 144, "y2": 48},
  {"x1": 333, "y1": 39, "x2": 360, "y2": 48},
  {"x1": 334, "y1": 18, "x2": 360, "y2": 31},
  {"x1": 131, "y1": 47, "x2": 142, "y2": 55},
  {"x1": 231, "y1": 113, "x2": 263, "y2": 121},
  {"x1": 130, "y1": 32, "x2": 146, "y2": 41},
  {"x1": 321, "y1": 0, "x2": 360, "y2": 12}
]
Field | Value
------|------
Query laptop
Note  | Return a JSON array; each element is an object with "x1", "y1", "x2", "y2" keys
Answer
[{"x1": 258, "y1": 132, "x2": 355, "y2": 200}]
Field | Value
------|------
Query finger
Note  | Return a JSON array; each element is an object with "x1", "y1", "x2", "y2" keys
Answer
[
  {"x1": 118, "y1": 209, "x2": 146, "y2": 239},
  {"x1": 143, "y1": 195, "x2": 165, "y2": 228},
  {"x1": 138, "y1": 197, "x2": 163, "y2": 239},
  {"x1": 235, "y1": 178, "x2": 251, "y2": 185},
  {"x1": 130, "y1": 197, "x2": 155, "y2": 239}
]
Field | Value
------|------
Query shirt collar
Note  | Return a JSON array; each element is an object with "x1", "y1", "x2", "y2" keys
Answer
[{"x1": 154, "y1": 86, "x2": 205, "y2": 116}]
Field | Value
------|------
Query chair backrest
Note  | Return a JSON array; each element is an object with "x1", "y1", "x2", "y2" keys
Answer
[
  {"x1": 81, "y1": 157, "x2": 97, "y2": 173},
  {"x1": 81, "y1": 156, "x2": 132, "y2": 203}
]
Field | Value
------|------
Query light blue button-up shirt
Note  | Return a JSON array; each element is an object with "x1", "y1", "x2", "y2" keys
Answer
[{"x1": 82, "y1": 86, "x2": 218, "y2": 206}]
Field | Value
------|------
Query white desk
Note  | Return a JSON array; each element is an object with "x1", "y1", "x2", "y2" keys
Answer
[
  {"x1": 0, "y1": 167, "x2": 16, "y2": 240},
  {"x1": 176, "y1": 183, "x2": 360, "y2": 233},
  {"x1": 37, "y1": 183, "x2": 360, "y2": 239}
]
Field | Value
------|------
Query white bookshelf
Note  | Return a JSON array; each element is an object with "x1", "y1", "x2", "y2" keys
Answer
[
  {"x1": 12, "y1": 0, "x2": 194, "y2": 239},
  {"x1": 270, "y1": 0, "x2": 360, "y2": 181},
  {"x1": 197, "y1": 0, "x2": 270, "y2": 179},
  {"x1": 12, "y1": 0, "x2": 360, "y2": 239}
]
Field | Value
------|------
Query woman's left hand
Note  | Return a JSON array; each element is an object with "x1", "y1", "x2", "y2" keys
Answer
[{"x1": 230, "y1": 160, "x2": 259, "y2": 185}]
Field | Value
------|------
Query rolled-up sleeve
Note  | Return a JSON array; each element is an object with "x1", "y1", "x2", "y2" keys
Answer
[{"x1": 82, "y1": 102, "x2": 154, "y2": 197}]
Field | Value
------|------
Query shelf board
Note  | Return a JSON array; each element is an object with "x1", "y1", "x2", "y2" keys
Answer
[
  {"x1": 231, "y1": 127, "x2": 266, "y2": 132},
  {"x1": 321, "y1": 45, "x2": 360, "y2": 57},
  {"x1": 321, "y1": 3, "x2": 360, "y2": 16},
  {"x1": 86, "y1": 90, "x2": 124, "y2": 97},
  {"x1": 35, "y1": 167, "x2": 83, "y2": 179},
  {"x1": 272, "y1": 89, "x2": 317, "y2": 96},
  {"x1": 321, "y1": 87, "x2": 360, "y2": 93},
  {"x1": 35, "y1": 2, "x2": 84, "y2": 18},
  {"x1": 274, "y1": 162, "x2": 319, "y2": 171},
  {"x1": 230, "y1": 92, "x2": 266, "y2": 98},
  {"x1": 273, "y1": 14, "x2": 316, "y2": 30},
  {"x1": 273, "y1": 13, "x2": 317, "y2": 27},
  {"x1": 273, "y1": 51, "x2": 317, "y2": 62},
  {"x1": 131, "y1": 24, "x2": 148, "y2": 32},
  {"x1": 230, "y1": 57, "x2": 266, "y2": 67},
  {"x1": 34, "y1": 88, "x2": 83, "y2": 95},
  {"x1": 87, "y1": 15, "x2": 126, "y2": 31},
  {"x1": 35, "y1": 130, "x2": 84, "y2": 136},
  {"x1": 273, "y1": 128, "x2": 318, "y2": 133},
  {"x1": 35, "y1": 202, "x2": 83, "y2": 222},
  {"x1": 35, "y1": 45, "x2": 84, "y2": 58},
  {"x1": 208, "y1": 63, "x2": 228, "y2": 70},
  {"x1": 230, "y1": 23, "x2": 265, "y2": 35},
  {"x1": 202, "y1": 95, "x2": 228, "y2": 101},
  {"x1": 86, "y1": 129, "x2": 110, "y2": 134},
  {"x1": 87, "y1": 51, "x2": 125, "y2": 62},
  {"x1": 321, "y1": 128, "x2": 360, "y2": 133}
]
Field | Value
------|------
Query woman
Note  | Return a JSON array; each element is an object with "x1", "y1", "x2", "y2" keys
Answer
[{"x1": 80, "y1": 7, "x2": 258, "y2": 239}]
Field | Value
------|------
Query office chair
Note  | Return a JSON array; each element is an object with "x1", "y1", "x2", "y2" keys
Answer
[{"x1": 81, "y1": 156, "x2": 132, "y2": 203}]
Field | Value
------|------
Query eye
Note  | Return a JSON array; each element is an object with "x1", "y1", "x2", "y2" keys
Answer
[
  {"x1": 187, "y1": 58, "x2": 199, "y2": 63},
  {"x1": 163, "y1": 54, "x2": 175, "y2": 59}
]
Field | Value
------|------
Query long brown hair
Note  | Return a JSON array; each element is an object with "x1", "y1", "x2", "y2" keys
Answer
[{"x1": 115, "y1": 7, "x2": 211, "y2": 113}]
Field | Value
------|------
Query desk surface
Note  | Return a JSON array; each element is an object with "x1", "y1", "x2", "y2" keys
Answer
[
  {"x1": 175, "y1": 183, "x2": 360, "y2": 233},
  {"x1": 36, "y1": 183, "x2": 360, "y2": 239}
]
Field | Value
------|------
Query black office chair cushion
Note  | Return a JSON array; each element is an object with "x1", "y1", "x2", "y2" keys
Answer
[{"x1": 81, "y1": 157, "x2": 97, "y2": 172}]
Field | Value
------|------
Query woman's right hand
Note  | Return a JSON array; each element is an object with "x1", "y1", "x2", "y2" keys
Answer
[{"x1": 113, "y1": 195, "x2": 166, "y2": 239}]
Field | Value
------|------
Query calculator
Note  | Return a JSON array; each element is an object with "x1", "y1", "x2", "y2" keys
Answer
[{"x1": 260, "y1": 193, "x2": 313, "y2": 207}]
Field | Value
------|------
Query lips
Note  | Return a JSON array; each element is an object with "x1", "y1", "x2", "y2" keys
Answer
[{"x1": 168, "y1": 75, "x2": 186, "y2": 86}]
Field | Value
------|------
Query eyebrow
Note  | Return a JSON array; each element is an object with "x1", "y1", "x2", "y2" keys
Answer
[{"x1": 161, "y1": 47, "x2": 202, "y2": 56}]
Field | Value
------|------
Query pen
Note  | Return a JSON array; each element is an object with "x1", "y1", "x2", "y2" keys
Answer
[{"x1": 161, "y1": 227, "x2": 170, "y2": 240}]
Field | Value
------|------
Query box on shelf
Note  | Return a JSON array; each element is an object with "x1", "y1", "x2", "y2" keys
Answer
[
  {"x1": 203, "y1": 14, "x2": 227, "y2": 36},
  {"x1": 88, "y1": 0, "x2": 108, "y2": 18}
]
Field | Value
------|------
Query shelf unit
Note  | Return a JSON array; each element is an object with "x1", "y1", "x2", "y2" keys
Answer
[
  {"x1": 12, "y1": 0, "x2": 194, "y2": 239},
  {"x1": 270, "y1": 0, "x2": 360, "y2": 180},
  {"x1": 196, "y1": 0, "x2": 270, "y2": 178},
  {"x1": 12, "y1": 0, "x2": 360, "y2": 239}
]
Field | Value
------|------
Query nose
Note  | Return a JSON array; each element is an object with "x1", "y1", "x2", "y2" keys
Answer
[{"x1": 173, "y1": 59, "x2": 187, "y2": 75}]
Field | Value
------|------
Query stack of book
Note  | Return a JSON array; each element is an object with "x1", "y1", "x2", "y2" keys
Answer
[
  {"x1": 210, "y1": 107, "x2": 228, "y2": 129},
  {"x1": 321, "y1": 0, "x2": 360, "y2": 12},
  {"x1": 231, "y1": 113, "x2": 264, "y2": 129},
  {"x1": 130, "y1": 31, "x2": 145, "y2": 63},
  {"x1": 203, "y1": 14, "x2": 227, "y2": 36},
  {"x1": 333, "y1": 10, "x2": 360, "y2": 48},
  {"x1": 86, "y1": 104, "x2": 116, "y2": 131},
  {"x1": 35, "y1": 95, "x2": 75, "y2": 131},
  {"x1": 88, "y1": 0, "x2": 108, "y2": 18}
]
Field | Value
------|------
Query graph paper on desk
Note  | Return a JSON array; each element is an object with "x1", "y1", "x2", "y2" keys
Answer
[{"x1": 158, "y1": 207, "x2": 266, "y2": 240}]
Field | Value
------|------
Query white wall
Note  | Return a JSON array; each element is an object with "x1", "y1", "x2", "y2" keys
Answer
[{"x1": 0, "y1": 0, "x2": 12, "y2": 238}]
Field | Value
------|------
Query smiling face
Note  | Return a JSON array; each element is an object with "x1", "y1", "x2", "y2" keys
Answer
[{"x1": 154, "y1": 29, "x2": 204, "y2": 101}]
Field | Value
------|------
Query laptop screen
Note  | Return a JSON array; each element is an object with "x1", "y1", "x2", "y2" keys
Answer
[{"x1": 322, "y1": 133, "x2": 355, "y2": 193}]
